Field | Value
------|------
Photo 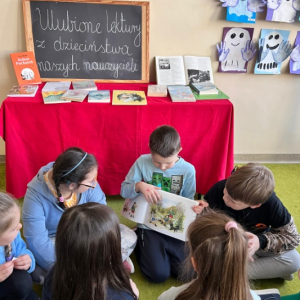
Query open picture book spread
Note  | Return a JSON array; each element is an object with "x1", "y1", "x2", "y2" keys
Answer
[
  {"x1": 121, "y1": 190, "x2": 198, "y2": 241},
  {"x1": 42, "y1": 91, "x2": 71, "y2": 104},
  {"x1": 155, "y1": 56, "x2": 214, "y2": 86},
  {"x1": 7, "y1": 85, "x2": 39, "y2": 97}
]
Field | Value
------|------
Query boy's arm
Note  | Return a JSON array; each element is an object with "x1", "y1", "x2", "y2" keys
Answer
[
  {"x1": 259, "y1": 216, "x2": 300, "y2": 254},
  {"x1": 120, "y1": 159, "x2": 143, "y2": 199}
]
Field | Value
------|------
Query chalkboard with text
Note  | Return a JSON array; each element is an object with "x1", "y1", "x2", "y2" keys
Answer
[{"x1": 23, "y1": 0, "x2": 149, "y2": 82}]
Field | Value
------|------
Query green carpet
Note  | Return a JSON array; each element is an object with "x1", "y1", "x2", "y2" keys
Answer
[{"x1": 1, "y1": 163, "x2": 300, "y2": 299}]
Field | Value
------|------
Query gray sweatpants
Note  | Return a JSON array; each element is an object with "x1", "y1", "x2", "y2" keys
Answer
[{"x1": 249, "y1": 248, "x2": 300, "y2": 280}]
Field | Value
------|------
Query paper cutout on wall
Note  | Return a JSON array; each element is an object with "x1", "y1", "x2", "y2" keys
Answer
[
  {"x1": 290, "y1": 32, "x2": 300, "y2": 74},
  {"x1": 254, "y1": 29, "x2": 292, "y2": 75},
  {"x1": 217, "y1": 27, "x2": 255, "y2": 73},
  {"x1": 266, "y1": 0, "x2": 300, "y2": 23},
  {"x1": 220, "y1": 0, "x2": 266, "y2": 23}
]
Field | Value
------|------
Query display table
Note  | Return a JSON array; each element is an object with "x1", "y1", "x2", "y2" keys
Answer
[{"x1": 0, "y1": 83, "x2": 234, "y2": 198}]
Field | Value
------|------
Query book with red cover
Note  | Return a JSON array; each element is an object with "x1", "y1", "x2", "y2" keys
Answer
[{"x1": 10, "y1": 52, "x2": 41, "y2": 85}]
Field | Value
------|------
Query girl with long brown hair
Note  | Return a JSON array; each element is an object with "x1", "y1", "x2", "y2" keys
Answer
[
  {"x1": 158, "y1": 210, "x2": 260, "y2": 300},
  {"x1": 43, "y1": 202, "x2": 139, "y2": 300}
]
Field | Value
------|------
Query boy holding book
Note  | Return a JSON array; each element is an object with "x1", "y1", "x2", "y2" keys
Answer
[
  {"x1": 121, "y1": 125, "x2": 196, "y2": 283},
  {"x1": 194, "y1": 163, "x2": 300, "y2": 280}
]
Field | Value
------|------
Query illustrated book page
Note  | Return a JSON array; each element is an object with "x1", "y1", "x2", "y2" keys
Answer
[
  {"x1": 121, "y1": 190, "x2": 198, "y2": 241},
  {"x1": 88, "y1": 90, "x2": 110, "y2": 103},
  {"x1": 183, "y1": 56, "x2": 214, "y2": 84},
  {"x1": 155, "y1": 56, "x2": 187, "y2": 85},
  {"x1": 7, "y1": 85, "x2": 38, "y2": 97},
  {"x1": 112, "y1": 90, "x2": 147, "y2": 105},
  {"x1": 10, "y1": 52, "x2": 41, "y2": 85}
]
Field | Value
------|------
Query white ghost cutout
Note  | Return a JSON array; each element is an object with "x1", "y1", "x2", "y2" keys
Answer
[{"x1": 218, "y1": 28, "x2": 255, "y2": 72}]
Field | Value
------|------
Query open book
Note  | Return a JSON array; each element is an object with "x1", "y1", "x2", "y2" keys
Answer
[
  {"x1": 155, "y1": 56, "x2": 214, "y2": 86},
  {"x1": 121, "y1": 190, "x2": 198, "y2": 241}
]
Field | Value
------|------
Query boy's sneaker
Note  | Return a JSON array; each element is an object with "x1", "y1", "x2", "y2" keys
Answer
[{"x1": 123, "y1": 257, "x2": 135, "y2": 274}]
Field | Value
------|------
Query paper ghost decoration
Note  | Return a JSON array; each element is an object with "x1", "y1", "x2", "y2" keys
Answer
[{"x1": 217, "y1": 27, "x2": 256, "y2": 73}]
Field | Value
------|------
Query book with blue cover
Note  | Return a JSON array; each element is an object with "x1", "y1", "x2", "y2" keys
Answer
[
  {"x1": 88, "y1": 90, "x2": 110, "y2": 103},
  {"x1": 167, "y1": 86, "x2": 196, "y2": 102}
]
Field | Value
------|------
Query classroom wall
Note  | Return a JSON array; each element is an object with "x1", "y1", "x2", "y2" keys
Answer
[{"x1": 0, "y1": 0, "x2": 299, "y2": 156}]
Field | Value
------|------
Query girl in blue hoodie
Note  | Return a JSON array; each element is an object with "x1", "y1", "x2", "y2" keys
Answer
[{"x1": 0, "y1": 192, "x2": 38, "y2": 300}]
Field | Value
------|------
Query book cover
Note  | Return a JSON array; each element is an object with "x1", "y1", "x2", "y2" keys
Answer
[
  {"x1": 10, "y1": 52, "x2": 41, "y2": 85},
  {"x1": 147, "y1": 85, "x2": 168, "y2": 97},
  {"x1": 121, "y1": 190, "x2": 198, "y2": 241},
  {"x1": 60, "y1": 90, "x2": 89, "y2": 102},
  {"x1": 112, "y1": 91, "x2": 147, "y2": 105},
  {"x1": 167, "y1": 86, "x2": 196, "y2": 102},
  {"x1": 72, "y1": 80, "x2": 97, "y2": 91},
  {"x1": 254, "y1": 289, "x2": 280, "y2": 300},
  {"x1": 7, "y1": 85, "x2": 38, "y2": 97},
  {"x1": 190, "y1": 82, "x2": 219, "y2": 95},
  {"x1": 192, "y1": 90, "x2": 229, "y2": 100},
  {"x1": 42, "y1": 81, "x2": 71, "y2": 92},
  {"x1": 88, "y1": 90, "x2": 110, "y2": 103},
  {"x1": 42, "y1": 91, "x2": 71, "y2": 104}
]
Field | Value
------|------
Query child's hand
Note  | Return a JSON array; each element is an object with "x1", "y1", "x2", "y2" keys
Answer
[
  {"x1": 192, "y1": 200, "x2": 209, "y2": 214},
  {"x1": 130, "y1": 279, "x2": 139, "y2": 297},
  {"x1": 245, "y1": 232, "x2": 260, "y2": 261},
  {"x1": 13, "y1": 254, "x2": 32, "y2": 271},
  {"x1": 136, "y1": 182, "x2": 161, "y2": 204},
  {"x1": 0, "y1": 261, "x2": 13, "y2": 282}
]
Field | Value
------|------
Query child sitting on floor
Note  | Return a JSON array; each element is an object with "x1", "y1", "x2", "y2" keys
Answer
[
  {"x1": 158, "y1": 210, "x2": 260, "y2": 300},
  {"x1": 121, "y1": 125, "x2": 196, "y2": 283},
  {"x1": 43, "y1": 202, "x2": 139, "y2": 300},
  {"x1": 194, "y1": 163, "x2": 300, "y2": 280},
  {"x1": 0, "y1": 192, "x2": 38, "y2": 300}
]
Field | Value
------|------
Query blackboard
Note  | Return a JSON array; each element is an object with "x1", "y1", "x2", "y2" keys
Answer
[{"x1": 22, "y1": 0, "x2": 149, "y2": 82}]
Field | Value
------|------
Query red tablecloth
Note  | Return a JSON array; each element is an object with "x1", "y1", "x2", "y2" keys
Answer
[{"x1": 0, "y1": 83, "x2": 234, "y2": 198}]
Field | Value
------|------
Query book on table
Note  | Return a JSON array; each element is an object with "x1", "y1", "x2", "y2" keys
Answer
[
  {"x1": 42, "y1": 91, "x2": 71, "y2": 104},
  {"x1": 112, "y1": 90, "x2": 147, "y2": 105},
  {"x1": 72, "y1": 80, "x2": 97, "y2": 91},
  {"x1": 88, "y1": 90, "x2": 110, "y2": 103},
  {"x1": 192, "y1": 89, "x2": 229, "y2": 100},
  {"x1": 7, "y1": 85, "x2": 38, "y2": 97},
  {"x1": 121, "y1": 190, "x2": 198, "y2": 241},
  {"x1": 167, "y1": 86, "x2": 196, "y2": 102},
  {"x1": 60, "y1": 90, "x2": 89, "y2": 102},
  {"x1": 155, "y1": 56, "x2": 214, "y2": 86},
  {"x1": 254, "y1": 289, "x2": 280, "y2": 300},
  {"x1": 190, "y1": 82, "x2": 219, "y2": 95},
  {"x1": 10, "y1": 51, "x2": 41, "y2": 85},
  {"x1": 147, "y1": 85, "x2": 168, "y2": 97},
  {"x1": 42, "y1": 81, "x2": 71, "y2": 92}
]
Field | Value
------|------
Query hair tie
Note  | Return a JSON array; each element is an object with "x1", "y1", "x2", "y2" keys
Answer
[
  {"x1": 225, "y1": 221, "x2": 238, "y2": 232},
  {"x1": 61, "y1": 152, "x2": 88, "y2": 178},
  {"x1": 58, "y1": 196, "x2": 64, "y2": 203}
]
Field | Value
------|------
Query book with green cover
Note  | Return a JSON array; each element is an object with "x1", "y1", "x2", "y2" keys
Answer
[{"x1": 192, "y1": 89, "x2": 229, "y2": 100}]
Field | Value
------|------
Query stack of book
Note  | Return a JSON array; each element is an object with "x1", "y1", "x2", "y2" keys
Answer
[
  {"x1": 7, "y1": 85, "x2": 39, "y2": 97},
  {"x1": 147, "y1": 85, "x2": 168, "y2": 97},
  {"x1": 190, "y1": 82, "x2": 219, "y2": 95},
  {"x1": 72, "y1": 80, "x2": 97, "y2": 91},
  {"x1": 42, "y1": 81, "x2": 71, "y2": 104}
]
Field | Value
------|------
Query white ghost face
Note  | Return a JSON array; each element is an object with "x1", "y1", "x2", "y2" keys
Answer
[
  {"x1": 264, "y1": 31, "x2": 283, "y2": 51},
  {"x1": 224, "y1": 28, "x2": 250, "y2": 50}
]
